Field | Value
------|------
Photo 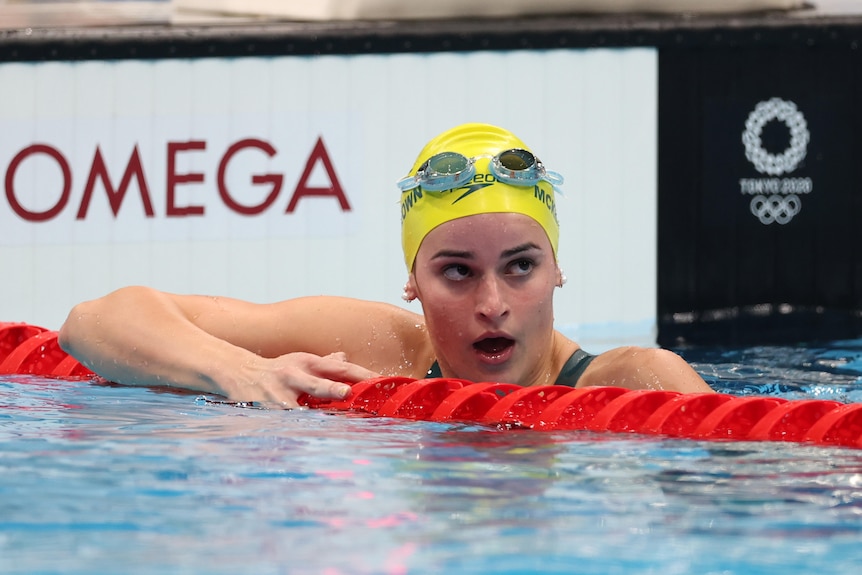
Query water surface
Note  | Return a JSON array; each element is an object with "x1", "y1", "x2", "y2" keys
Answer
[{"x1": 2, "y1": 340, "x2": 862, "y2": 574}]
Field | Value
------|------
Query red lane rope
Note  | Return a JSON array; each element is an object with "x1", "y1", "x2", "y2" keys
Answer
[
  {"x1": 3, "y1": 322, "x2": 861, "y2": 448},
  {"x1": 0, "y1": 323, "x2": 94, "y2": 378}
]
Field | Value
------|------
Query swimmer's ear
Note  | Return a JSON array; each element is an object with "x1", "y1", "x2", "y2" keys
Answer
[
  {"x1": 555, "y1": 266, "x2": 566, "y2": 288},
  {"x1": 402, "y1": 275, "x2": 419, "y2": 303}
]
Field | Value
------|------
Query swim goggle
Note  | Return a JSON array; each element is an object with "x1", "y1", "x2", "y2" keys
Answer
[{"x1": 396, "y1": 149, "x2": 564, "y2": 192}]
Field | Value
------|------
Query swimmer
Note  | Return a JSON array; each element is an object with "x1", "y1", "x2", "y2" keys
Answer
[{"x1": 58, "y1": 123, "x2": 713, "y2": 406}]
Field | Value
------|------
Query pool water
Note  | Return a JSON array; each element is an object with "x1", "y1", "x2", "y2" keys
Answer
[{"x1": 2, "y1": 340, "x2": 862, "y2": 574}]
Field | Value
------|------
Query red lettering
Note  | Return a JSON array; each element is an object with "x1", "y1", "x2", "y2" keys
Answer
[
  {"x1": 166, "y1": 141, "x2": 206, "y2": 216},
  {"x1": 4, "y1": 136, "x2": 354, "y2": 223},
  {"x1": 286, "y1": 136, "x2": 351, "y2": 213},
  {"x1": 77, "y1": 146, "x2": 155, "y2": 219},
  {"x1": 217, "y1": 139, "x2": 283, "y2": 215},
  {"x1": 4, "y1": 144, "x2": 71, "y2": 222}
]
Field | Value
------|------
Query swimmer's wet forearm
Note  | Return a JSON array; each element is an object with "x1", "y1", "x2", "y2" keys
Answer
[
  {"x1": 58, "y1": 285, "x2": 251, "y2": 395},
  {"x1": 57, "y1": 286, "x2": 379, "y2": 405}
]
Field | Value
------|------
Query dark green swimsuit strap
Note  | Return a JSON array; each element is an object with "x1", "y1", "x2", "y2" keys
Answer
[
  {"x1": 555, "y1": 348, "x2": 597, "y2": 388},
  {"x1": 426, "y1": 361, "x2": 443, "y2": 378},
  {"x1": 425, "y1": 348, "x2": 596, "y2": 387}
]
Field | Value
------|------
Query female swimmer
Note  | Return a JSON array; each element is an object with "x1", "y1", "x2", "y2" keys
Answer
[{"x1": 58, "y1": 123, "x2": 713, "y2": 406}]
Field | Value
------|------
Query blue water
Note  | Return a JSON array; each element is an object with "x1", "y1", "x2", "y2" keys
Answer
[{"x1": 2, "y1": 340, "x2": 862, "y2": 574}]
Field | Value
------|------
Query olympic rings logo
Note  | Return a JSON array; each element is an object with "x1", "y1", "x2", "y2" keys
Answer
[
  {"x1": 750, "y1": 194, "x2": 801, "y2": 225},
  {"x1": 742, "y1": 98, "x2": 809, "y2": 176}
]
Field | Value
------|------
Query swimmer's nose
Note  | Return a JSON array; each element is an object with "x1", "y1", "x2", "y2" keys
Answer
[{"x1": 475, "y1": 275, "x2": 509, "y2": 321}]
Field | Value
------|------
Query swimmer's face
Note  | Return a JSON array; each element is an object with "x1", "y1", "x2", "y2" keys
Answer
[{"x1": 406, "y1": 212, "x2": 562, "y2": 386}]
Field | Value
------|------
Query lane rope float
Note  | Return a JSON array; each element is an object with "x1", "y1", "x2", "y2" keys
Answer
[
  {"x1": 0, "y1": 323, "x2": 95, "y2": 378},
  {"x1": 3, "y1": 322, "x2": 861, "y2": 448}
]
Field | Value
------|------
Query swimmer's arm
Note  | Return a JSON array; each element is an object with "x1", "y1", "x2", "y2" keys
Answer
[
  {"x1": 58, "y1": 286, "x2": 428, "y2": 404},
  {"x1": 579, "y1": 346, "x2": 714, "y2": 394},
  {"x1": 58, "y1": 286, "x2": 260, "y2": 396}
]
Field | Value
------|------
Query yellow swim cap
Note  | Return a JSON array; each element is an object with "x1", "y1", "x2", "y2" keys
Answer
[{"x1": 400, "y1": 123, "x2": 560, "y2": 271}]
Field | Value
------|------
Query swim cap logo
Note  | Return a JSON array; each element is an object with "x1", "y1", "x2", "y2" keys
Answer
[
  {"x1": 452, "y1": 183, "x2": 494, "y2": 204},
  {"x1": 400, "y1": 177, "x2": 558, "y2": 223},
  {"x1": 739, "y1": 98, "x2": 813, "y2": 225}
]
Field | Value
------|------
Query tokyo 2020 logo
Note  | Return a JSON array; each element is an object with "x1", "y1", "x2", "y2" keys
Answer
[{"x1": 739, "y1": 98, "x2": 812, "y2": 225}]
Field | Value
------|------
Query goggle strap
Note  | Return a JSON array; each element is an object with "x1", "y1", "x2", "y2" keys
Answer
[{"x1": 396, "y1": 175, "x2": 421, "y2": 192}]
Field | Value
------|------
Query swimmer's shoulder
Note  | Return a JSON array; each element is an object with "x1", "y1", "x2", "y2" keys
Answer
[
  {"x1": 572, "y1": 344, "x2": 713, "y2": 393},
  {"x1": 570, "y1": 346, "x2": 631, "y2": 388},
  {"x1": 551, "y1": 334, "x2": 649, "y2": 389}
]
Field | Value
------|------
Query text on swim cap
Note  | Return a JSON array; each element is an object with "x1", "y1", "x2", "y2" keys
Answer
[
  {"x1": 533, "y1": 185, "x2": 558, "y2": 223},
  {"x1": 400, "y1": 187, "x2": 423, "y2": 221}
]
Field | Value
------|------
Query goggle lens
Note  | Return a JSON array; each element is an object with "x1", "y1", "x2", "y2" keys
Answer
[
  {"x1": 425, "y1": 152, "x2": 470, "y2": 176},
  {"x1": 497, "y1": 149, "x2": 534, "y2": 172}
]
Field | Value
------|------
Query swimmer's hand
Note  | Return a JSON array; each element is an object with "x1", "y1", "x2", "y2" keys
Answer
[{"x1": 227, "y1": 351, "x2": 379, "y2": 409}]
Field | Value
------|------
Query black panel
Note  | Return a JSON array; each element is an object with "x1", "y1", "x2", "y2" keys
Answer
[{"x1": 659, "y1": 41, "x2": 862, "y2": 345}]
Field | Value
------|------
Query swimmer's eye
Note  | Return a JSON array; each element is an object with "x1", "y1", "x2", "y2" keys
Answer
[
  {"x1": 442, "y1": 264, "x2": 472, "y2": 281},
  {"x1": 507, "y1": 259, "x2": 534, "y2": 276}
]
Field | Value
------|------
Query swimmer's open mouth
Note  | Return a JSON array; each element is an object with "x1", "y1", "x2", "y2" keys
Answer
[{"x1": 473, "y1": 337, "x2": 515, "y2": 355}]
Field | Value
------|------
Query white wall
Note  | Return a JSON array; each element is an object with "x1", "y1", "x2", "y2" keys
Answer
[{"x1": 0, "y1": 48, "x2": 657, "y2": 349}]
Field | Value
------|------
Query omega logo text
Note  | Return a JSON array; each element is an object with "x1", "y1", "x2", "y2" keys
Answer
[{"x1": 3, "y1": 136, "x2": 350, "y2": 223}]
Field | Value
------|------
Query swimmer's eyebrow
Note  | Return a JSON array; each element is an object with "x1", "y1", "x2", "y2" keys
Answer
[
  {"x1": 430, "y1": 249, "x2": 473, "y2": 261},
  {"x1": 500, "y1": 242, "x2": 542, "y2": 259},
  {"x1": 430, "y1": 242, "x2": 541, "y2": 261}
]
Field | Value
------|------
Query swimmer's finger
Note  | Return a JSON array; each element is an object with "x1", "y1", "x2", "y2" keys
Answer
[
  {"x1": 292, "y1": 374, "x2": 355, "y2": 402},
  {"x1": 313, "y1": 355, "x2": 380, "y2": 384},
  {"x1": 253, "y1": 375, "x2": 349, "y2": 409}
]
